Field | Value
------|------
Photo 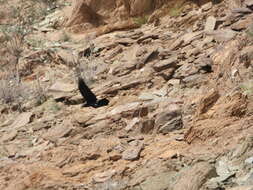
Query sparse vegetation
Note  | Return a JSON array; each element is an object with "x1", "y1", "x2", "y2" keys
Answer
[
  {"x1": 133, "y1": 15, "x2": 149, "y2": 26},
  {"x1": 246, "y1": 23, "x2": 253, "y2": 40},
  {"x1": 240, "y1": 80, "x2": 253, "y2": 96},
  {"x1": 68, "y1": 45, "x2": 108, "y2": 86},
  {"x1": 0, "y1": 72, "x2": 48, "y2": 109},
  {"x1": 0, "y1": 72, "x2": 30, "y2": 110},
  {"x1": 168, "y1": 3, "x2": 183, "y2": 17},
  {"x1": 60, "y1": 31, "x2": 71, "y2": 42}
]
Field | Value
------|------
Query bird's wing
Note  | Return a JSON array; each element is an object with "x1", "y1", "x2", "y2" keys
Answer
[{"x1": 78, "y1": 77, "x2": 97, "y2": 103}]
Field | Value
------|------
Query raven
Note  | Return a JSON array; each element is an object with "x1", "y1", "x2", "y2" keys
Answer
[{"x1": 78, "y1": 77, "x2": 109, "y2": 108}]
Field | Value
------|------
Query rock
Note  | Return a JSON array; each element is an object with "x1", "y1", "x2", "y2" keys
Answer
[
  {"x1": 109, "y1": 153, "x2": 122, "y2": 161},
  {"x1": 227, "y1": 186, "x2": 253, "y2": 190},
  {"x1": 125, "y1": 117, "x2": 140, "y2": 131},
  {"x1": 206, "y1": 29, "x2": 237, "y2": 42},
  {"x1": 130, "y1": 0, "x2": 153, "y2": 16},
  {"x1": 152, "y1": 56, "x2": 178, "y2": 72},
  {"x1": 215, "y1": 158, "x2": 236, "y2": 181},
  {"x1": 48, "y1": 81, "x2": 76, "y2": 100},
  {"x1": 10, "y1": 112, "x2": 33, "y2": 129},
  {"x1": 140, "y1": 172, "x2": 176, "y2": 190},
  {"x1": 231, "y1": 16, "x2": 253, "y2": 31},
  {"x1": 173, "y1": 162, "x2": 216, "y2": 190},
  {"x1": 122, "y1": 143, "x2": 143, "y2": 161},
  {"x1": 66, "y1": 0, "x2": 101, "y2": 27},
  {"x1": 92, "y1": 170, "x2": 117, "y2": 183},
  {"x1": 240, "y1": 46, "x2": 253, "y2": 67},
  {"x1": 110, "y1": 102, "x2": 141, "y2": 117},
  {"x1": 245, "y1": 0, "x2": 253, "y2": 7},
  {"x1": 1, "y1": 130, "x2": 18, "y2": 142},
  {"x1": 196, "y1": 89, "x2": 220, "y2": 115},
  {"x1": 231, "y1": 8, "x2": 253, "y2": 14},
  {"x1": 158, "y1": 150, "x2": 178, "y2": 159},
  {"x1": 201, "y1": 2, "x2": 213, "y2": 12},
  {"x1": 205, "y1": 16, "x2": 217, "y2": 31},
  {"x1": 42, "y1": 122, "x2": 73, "y2": 142},
  {"x1": 182, "y1": 74, "x2": 206, "y2": 88},
  {"x1": 102, "y1": 78, "x2": 147, "y2": 95},
  {"x1": 206, "y1": 157, "x2": 237, "y2": 189},
  {"x1": 155, "y1": 104, "x2": 183, "y2": 134},
  {"x1": 105, "y1": 45, "x2": 123, "y2": 60},
  {"x1": 173, "y1": 63, "x2": 198, "y2": 79},
  {"x1": 137, "y1": 34, "x2": 159, "y2": 44},
  {"x1": 182, "y1": 31, "x2": 203, "y2": 46},
  {"x1": 169, "y1": 38, "x2": 184, "y2": 50},
  {"x1": 168, "y1": 79, "x2": 181, "y2": 86},
  {"x1": 73, "y1": 112, "x2": 95, "y2": 124},
  {"x1": 245, "y1": 157, "x2": 253, "y2": 164},
  {"x1": 139, "y1": 119, "x2": 155, "y2": 134}
]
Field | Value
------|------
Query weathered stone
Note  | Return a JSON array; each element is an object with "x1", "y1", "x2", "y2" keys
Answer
[
  {"x1": 140, "y1": 172, "x2": 176, "y2": 190},
  {"x1": 1, "y1": 130, "x2": 18, "y2": 142},
  {"x1": 95, "y1": 170, "x2": 117, "y2": 183},
  {"x1": 139, "y1": 119, "x2": 155, "y2": 134},
  {"x1": 158, "y1": 150, "x2": 178, "y2": 159},
  {"x1": 231, "y1": 8, "x2": 252, "y2": 14},
  {"x1": 173, "y1": 162, "x2": 216, "y2": 190},
  {"x1": 201, "y1": 2, "x2": 213, "y2": 11},
  {"x1": 205, "y1": 16, "x2": 217, "y2": 31},
  {"x1": 159, "y1": 68, "x2": 176, "y2": 80},
  {"x1": 206, "y1": 29, "x2": 237, "y2": 42},
  {"x1": 155, "y1": 104, "x2": 183, "y2": 134},
  {"x1": 169, "y1": 38, "x2": 184, "y2": 50},
  {"x1": 48, "y1": 81, "x2": 76, "y2": 100},
  {"x1": 66, "y1": 0, "x2": 100, "y2": 27},
  {"x1": 186, "y1": 47, "x2": 201, "y2": 57},
  {"x1": 168, "y1": 79, "x2": 181, "y2": 86},
  {"x1": 122, "y1": 143, "x2": 143, "y2": 161},
  {"x1": 231, "y1": 17, "x2": 253, "y2": 31},
  {"x1": 182, "y1": 74, "x2": 206, "y2": 88},
  {"x1": 102, "y1": 78, "x2": 147, "y2": 95},
  {"x1": 183, "y1": 31, "x2": 203, "y2": 45},
  {"x1": 245, "y1": 157, "x2": 253, "y2": 164},
  {"x1": 227, "y1": 186, "x2": 253, "y2": 190},
  {"x1": 153, "y1": 56, "x2": 178, "y2": 72},
  {"x1": 43, "y1": 122, "x2": 73, "y2": 142},
  {"x1": 245, "y1": 0, "x2": 253, "y2": 7},
  {"x1": 196, "y1": 89, "x2": 220, "y2": 115},
  {"x1": 125, "y1": 118, "x2": 140, "y2": 131},
  {"x1": 137, "y1": 34, "x2": 159, "y2": 44},
  {"x1": 173, "y1": 63, "x2": 198, "y2": 79},
  {"x1": 109, "y1": 153, "x2": 122, "y2": 161},
  {"x1": 10, "y1": 112, "x2": 33, "y2": 129}
]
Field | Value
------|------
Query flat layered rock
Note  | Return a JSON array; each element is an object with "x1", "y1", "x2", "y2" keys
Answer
[
  {"x1": 206, "y1": 29, "x2": 237, "y2": 42},
  {"x1": 10, "y1": 112, "x2": 33, "y2": 129}
]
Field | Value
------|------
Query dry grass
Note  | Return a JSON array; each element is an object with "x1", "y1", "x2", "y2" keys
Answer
[
  {"x1": 68, "y1": 47, "x2": 108, "y2": 86},
  {"x1": 240, "y1": 80, "x2": 253, "y2": 96},
  {"x1": 0, "y1": 72, "x2": 48, "y2": 110}
]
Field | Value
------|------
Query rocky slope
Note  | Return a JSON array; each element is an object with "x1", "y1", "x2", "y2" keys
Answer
[{"x1": 0, "y1": 0, "x2": 253, "y2": 190}]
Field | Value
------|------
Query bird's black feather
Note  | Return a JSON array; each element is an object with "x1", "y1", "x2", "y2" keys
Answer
[{"x1": 78, "y1": 77, "x2": 97, "y2": 104}]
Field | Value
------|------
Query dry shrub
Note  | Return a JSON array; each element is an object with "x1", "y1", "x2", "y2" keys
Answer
[
  {"x1": 0, "y1": 72, "x2": 48, "y2": 110},
  {"x1": 68, "y1": 47, "x2": 108, "y2": 86},
  {"x1": 0, "y1": 72, "x2": 30, "y2": 105}
]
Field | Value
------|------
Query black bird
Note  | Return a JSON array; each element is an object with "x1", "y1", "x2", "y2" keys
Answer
[{"x1": 78, "y1": 77, "x2": 109, "y2": 108}]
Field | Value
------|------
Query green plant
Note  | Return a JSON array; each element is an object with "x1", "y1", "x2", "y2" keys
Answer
[
  {"x1": 133, "y1": 15, "x2": 149, "y2": 26},
  {"x1": 0, "y1": 72, "x2": 30, "y2": 107},
  {"x1": 168, "y1": 4, "x2": 183, "y2": 17},
  {"x1": 33, "y1": 77, "x2": 47, "y2": 106},
  {"x1": 69, "y1": 47, "x2": 107, "y2": 86},
  {"x1": 246, "y1": 23, "x2": 253, "y2": 39},
  {"x1": 60, "y1": 31, "x2": 71, "y2": 42},
  {"x1": 240, "y1": 80, "x2": 253, "y2": 96}
]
